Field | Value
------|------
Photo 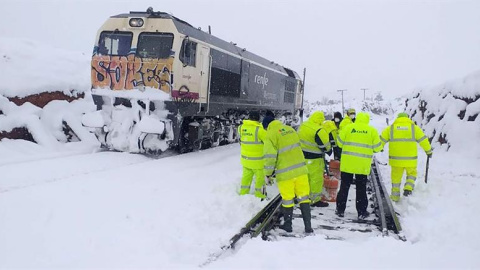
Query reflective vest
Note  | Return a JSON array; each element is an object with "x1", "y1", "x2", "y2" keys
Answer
[
  {"x1": 297, "y1": 112, "x2": 331, "y2": 159},
  {"x1": 338, "y1": 112, "x2": 382, "y2": 175},
  {"x1": 380, "y1": 116, "x2": 432, "y2": 167},
  {"x1": 238, "y1": 120, "x2": 266, "y2": 169},
  {"x1": 263, "y1": 120, "x2": 308, "y2": 181},
  {"x1": 339, "y1": 115, "x2": 354, "y2": 132}
]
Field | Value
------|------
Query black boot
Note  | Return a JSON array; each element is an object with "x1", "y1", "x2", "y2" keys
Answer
[
  {"x1": 403, "y1": 190, "x2": 412, "y2": 197},
  {"x1": 279, "y1": 206, "x2": 293, "y2": 232},
  {"x1": 311, "y1": 200, "x2": 329, "y2": 207},
  {"x1": 300, "y1": 203, "x2": 313, "y2": 234}
]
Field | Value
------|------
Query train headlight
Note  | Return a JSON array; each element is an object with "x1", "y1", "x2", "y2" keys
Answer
[{"x1": 129, "y1": 18, "x2": 144, "y2": 27}]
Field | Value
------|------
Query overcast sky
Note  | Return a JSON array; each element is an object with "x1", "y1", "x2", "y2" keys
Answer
[{"x1": 1, "y1": 0, "x2": 479, "y2": 101}]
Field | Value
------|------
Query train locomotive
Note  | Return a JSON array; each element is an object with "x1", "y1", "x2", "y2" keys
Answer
[{"x1": 83, "y1": 7, "x2": 305, "y2": 154}]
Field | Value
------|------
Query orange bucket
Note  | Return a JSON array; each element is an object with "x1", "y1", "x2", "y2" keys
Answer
[
  {"x1": 321, "y1": 173, "x2": 339, "y2": 202},
  {"x1": 329, "y1": 160, "x2": 341, "y2": 180}
]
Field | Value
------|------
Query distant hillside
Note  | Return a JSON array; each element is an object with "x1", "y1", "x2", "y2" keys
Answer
[{"x1": 305, "y1": 92, "x2": 393, "y2": 119}]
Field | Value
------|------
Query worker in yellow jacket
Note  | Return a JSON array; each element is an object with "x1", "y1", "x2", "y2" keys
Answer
[
  {"x1": 238, "y1": 111, "x2": 267, "y2": 199},
  {"x1": 380, "y1": 112, "x2": 433, "y2": 202},
  {"x1": 339, "y1": 108, "x2": 356, "y2": 132},
  {"x1": 336, "y1": 112, "x2": 382, "y2": 219},
  {"x1": 297, "y1": 111, "x2": 331, "y2": 207},
  {"x1": 263, "y1": 117, "x2": 313, "y2": 234},
  {"x1": 322, "y1": 119, "x2": 341, "y2": 160}
]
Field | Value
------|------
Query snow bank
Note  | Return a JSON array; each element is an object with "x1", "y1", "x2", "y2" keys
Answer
[
  {"x1": 0, "y1": 37, "x2": 90, "y2": 98},
  {"x1": 405, "y1": 69, "x2": 480, "y2": 157}
]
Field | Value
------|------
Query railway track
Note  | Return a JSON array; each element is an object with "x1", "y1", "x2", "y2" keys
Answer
[{"x1": 201, "y1": 158, "x2": 404, "y2": 267}]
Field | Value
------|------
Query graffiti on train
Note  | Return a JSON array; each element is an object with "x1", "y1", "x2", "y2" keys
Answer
[{"x1": 91, "y1": 54, "x2": 174, "y2": 93}]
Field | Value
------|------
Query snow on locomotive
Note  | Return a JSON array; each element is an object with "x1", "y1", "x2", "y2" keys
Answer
[{"x1": 83, "y1": 8, "x2": 304, "y2": 154}]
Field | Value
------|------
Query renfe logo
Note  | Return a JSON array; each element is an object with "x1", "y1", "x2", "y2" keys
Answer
[{"x1": 255, "y1": 72, "x2": 269, "y2": 89}]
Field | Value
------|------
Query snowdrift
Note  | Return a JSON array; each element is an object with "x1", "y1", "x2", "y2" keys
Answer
[
  {"x1": 0, "y1": 37, "x2": 96, "y2": 146},
  {"x1": 405, "y1": 69, "x2": 480, "y2": 156}
]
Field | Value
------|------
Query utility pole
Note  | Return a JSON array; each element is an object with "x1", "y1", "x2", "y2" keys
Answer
[
  {"x1": 337, "y1": 89, "x2": 347, "y2": 116},
  {"x1": 361, "y1": 88, "x2": 369, "y2": 101}
]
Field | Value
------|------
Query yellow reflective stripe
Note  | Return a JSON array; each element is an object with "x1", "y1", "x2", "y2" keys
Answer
[
  {"x1": 240, "y1": 141, "x2": 263, "y2": 145},
  {"x1": 342, "y1": 141, "x2": 378, "y2": 149},
  {"x1": 241, "y1": 185, "x2": 250, "y2": 189},
  {"x1": 405, "y1": 182, "x2": 415, "y2": 189},
  {"x1": 392, "y1": 183, "x2": 401, "y2": 188},
  {"x1": 264, "y1": 165, "x2": 275, "y2": 170},
  {"x1": 417, "y1": 135, "x2": 427, "y2": 143},
  {"x1": 337, "y1": 137, "x2": 345, "y2": 144},
  {"x1": 342, "y1": 151, "x2": 373, "y2": 159},
  {"x1": 254, "y1": 126, "x2": 259, "y2": 143},
  {"x1": 391, "y1": 191, "x2": 401, "y2": 197},
  {"x1": 380, "y1": 136, "x2": 388, "y2": 143},
  {"x1": 275, "y1": 162, "x2": 306, "y2": 174},
  {"x1": 297, "y1": 195, "x2": 310, "y2": 203},
  {"x1": 411, "y1": 124, "x2": 415, "y2": 140},
  {"x1": 372, "y1": 142, "x2": 381, "y2": 148},
  {"x1": 255, "y1": 188, "x2": 263, "y2": 192},
  {"x1": 241, "y1": 155, "x2": 263, "y2": 160},
  {"x1": 279, "y1": 143, "x2": 301, "y2": 154},
  {"x1": 264, "y1": 154, "x2": 277, "y2": 158},
  {"x1": 391, "y1": 138, "x2": 415, "y2": 142},
  {"x1": 282, "y1": 199, "x2": 294, "y2": 206},
  {"x1": 310, "y1": 193, "x2": 322, "y2": 201},
  {"x1": 406, "y1": 176, "x2": 416, "y2": 181},
  {"x1": 389, "y1": 156, "x2": 417, "y2": 160},
  {"x1": 300, "y1": 139, "x2": 317, "y2": 148}
]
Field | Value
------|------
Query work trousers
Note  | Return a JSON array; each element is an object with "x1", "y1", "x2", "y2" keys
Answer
[
  {"x1": 336, "y1": 172, "x2": 368, "y2": 215},
  {"x1": 240, "y1": 167, "x2": 265, "y2": 198},
  {"x1": 277, "y1": 174, "x2": 311, "y2": 208},
  {"x1": 390, "y1": 166, "x2": 417, "y2": 202},
  {"x1": 306, "y1": 158, "x2": 324, "y2": 204}
]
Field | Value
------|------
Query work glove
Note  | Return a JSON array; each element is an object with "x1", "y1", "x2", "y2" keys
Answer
[{"x1": 265, "y1": 176, "x2": 274, "y2": 186}]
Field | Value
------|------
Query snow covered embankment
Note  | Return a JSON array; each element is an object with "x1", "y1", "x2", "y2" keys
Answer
[
  {"x1": 405, "y1": 69, "x2": 480, "y2": 157},
  {"x1": 0, "y1": 37, "x2": 98, "y2": 151}
]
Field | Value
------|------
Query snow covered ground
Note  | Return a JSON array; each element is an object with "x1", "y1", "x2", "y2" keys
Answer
[
  {"x1": 1, "y1": 110, "x2": 479, "y2": 268},
  {"x1": 0, "y1": 37, "x2": 479, "y2": 269}
]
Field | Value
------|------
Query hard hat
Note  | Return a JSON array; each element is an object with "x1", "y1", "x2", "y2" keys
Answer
[{"x1": 398, "y1": 112, "x2": 409, "y2": 118}]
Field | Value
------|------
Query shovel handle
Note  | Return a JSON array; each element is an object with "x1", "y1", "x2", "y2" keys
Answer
[{"x1": 425, "y1": 156, "x2": 430, "y2": 184}]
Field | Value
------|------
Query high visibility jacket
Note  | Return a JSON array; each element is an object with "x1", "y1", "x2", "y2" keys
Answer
[
  {"x1": 323, "y1": 120, "x2": 339, "y2": 149},
  {"x1": 263, "y1": 120, "x2": 308, "y2": 181},
  {"x1": 380, "y1": 116, "x2": 432, "y2": 167},
  {"x1": 238, "y1": 120, "x2": 266, "y2": 169},
  {"x1": 339, "y1": 115, "x2": 354, "y2": 132},
  {"x1": 297, "y1": 111, "x2": 331, "y2": 159},
  {"x1": 338, "y1": 112, "x2": 382, "y2": 175}
]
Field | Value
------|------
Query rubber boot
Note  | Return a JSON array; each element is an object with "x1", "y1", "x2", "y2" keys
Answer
[
  {"x1": 279, "y1": 206, "x2": 293, "y2": 233},
  {"x1": 300, "y1": 203, "x2": 313, "y2": 233}
]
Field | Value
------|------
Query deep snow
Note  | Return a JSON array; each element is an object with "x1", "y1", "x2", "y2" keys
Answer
[{"x1": 0, "y1": 38, "x2": 479, "y2": 269}]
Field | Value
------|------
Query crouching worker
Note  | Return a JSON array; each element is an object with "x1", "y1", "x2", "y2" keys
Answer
[
  {"x1": 297, "y1": 111, "x2": 331, "y2": 207},
  {"x1": 263, "y1": 117, "x2": 313, "y2": 234},
  {"x1": 238, "y1": 111, "x2": 267, "y2": 199}
]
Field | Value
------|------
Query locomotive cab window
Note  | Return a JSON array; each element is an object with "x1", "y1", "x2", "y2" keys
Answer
[
  {"x1": 98, "y1": 31, "x2": 133, "y2": 56},
  {"x1": 180, "y1": 39, "x2": 197, "y2": 67},
  {"x1": 136, "y1": 32, "x2": 174, "y2": 59}
]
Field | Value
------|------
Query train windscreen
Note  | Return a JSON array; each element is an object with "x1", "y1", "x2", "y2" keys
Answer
[
  {"x1": 98, "y1": 31, "x2": 133, "y2": 56},
  {"x1": 136, "y1": 32, "x2": 174, "y2": 59}
]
